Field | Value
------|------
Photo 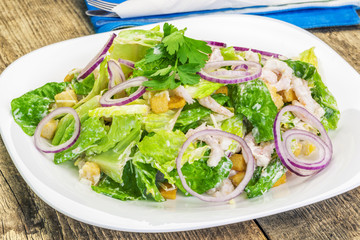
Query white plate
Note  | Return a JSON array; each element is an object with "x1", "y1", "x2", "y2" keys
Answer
[{"x1": 1, "y1": 14, "x2": 360, "y2": 232}]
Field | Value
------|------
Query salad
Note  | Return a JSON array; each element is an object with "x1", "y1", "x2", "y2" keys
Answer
[{"x1": 11, "y1": 23, "x2": 339, "y2": 203}]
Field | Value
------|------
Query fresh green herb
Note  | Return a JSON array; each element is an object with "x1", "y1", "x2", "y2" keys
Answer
[{"x1": 133, "y1": 23, "x2": 212, "y2": 90}]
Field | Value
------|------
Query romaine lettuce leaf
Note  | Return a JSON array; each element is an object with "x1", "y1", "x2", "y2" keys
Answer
[
  {"x1": 221, "y1": 115, "x2": 245, "y2": 153},
  {"x1": 228, "y1": 79, "x2": 278, "y2": 143},
  {"x1": 52, "y1": 95, "x2": 101, "y2": 145},
  {"x1": 11, "y1": 82, "x2": 68, "y2": 136},
  {"x1": 138, "y1": 130, "x2": 186, "y2": 178},
  {"x1": 220, "y1": 47, "x2": 239, "y2": 60},
  {"x1": 88, "y1": 105, "x2": 150, "y2": 117},
  {"x1": 110, "y1": 27, "x2": 163, "y2": 77},
  {"x1": 87, "y1": 115, "x2": 141, "y2": 155},
  {"x1": 170, "y1": 156, "x2": 232, "y2": 195},
  {"x1": 184, "y1": 79, "x2": 223, "y2": 99},
  {"x1": 54, "y1": 117, "x2": 107, "y2": 164},
  {"x1": 92, "y1": 161, "x2": 144, "y2": 201},
  {"x1": 174, "y1": 93, "x2": 229, "y2": 130},
  {"x1": 284, "y1": 56, "x2": 340, "y2": 130},
  {"x1": 71, "y1": 73, "x2": 95, "y2": 95},
  {"x1": 73, "y1": 58, "x2": 109, "y2": 108},
  {"x1": 132, "y1": 152, "x2": 165, "y2": 202},
  {"x1": 144, "y1": 110, "x2": 179, "y2": 133}
]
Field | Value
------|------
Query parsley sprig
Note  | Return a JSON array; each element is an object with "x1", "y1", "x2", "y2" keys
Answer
[{"x1": 133, "y1": 23, "x2": 212, "y2": 90}]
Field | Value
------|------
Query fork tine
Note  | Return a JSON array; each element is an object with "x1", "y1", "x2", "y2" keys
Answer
[
  {"x1": 91, "y1": 0, "x2": 118, "y2": 7},
  {"x1": 88, "y1": 0, "x2": 114, "y2": 11}
]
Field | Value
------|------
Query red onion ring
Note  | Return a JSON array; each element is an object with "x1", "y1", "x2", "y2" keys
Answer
[
  {"x1": 176, "y1": 129, "x2": 255, "y2": 202},
  {"x1": 198, "y1": 61, "x2": 261, "y2": 84},
  {"x1": 34, "y1": 107, "x2": 80, "y2": 153},
  {"x1": 233, "y1": 64, "x2": 248, "y2": 71},
  {"x1": 233, "y1": 46, "x2": 284, "y2": 59},
  {"x1": 77, "y1": 33, "x2": 116, "y2": 80},
  {"x1": 118, "y1": 58, "x2": 135, "y2": 69},
  {"x1": 205, "y1": 40, "x2": 227, "y2": 48},
  {"x1": 108, "y1": 59, "x2": 126, "y2": 89},
  {"x1": 273, "y1": 105, "x2": 332, "y2": 176},
  {"x1": 207, "y1": 70, "x2": 250, "y2": 77},
  {"x1": 100, "y1": 77, "x2": 148, "y2": 107}
]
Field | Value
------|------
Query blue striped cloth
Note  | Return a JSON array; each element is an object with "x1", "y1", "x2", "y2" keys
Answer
[{"x1": 84, "y1": 0, "x2": 360, "y2": 33}]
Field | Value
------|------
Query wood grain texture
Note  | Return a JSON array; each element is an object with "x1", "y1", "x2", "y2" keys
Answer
[{"x1": 0, "y1": 0, "x2": 359, "y2": 239}]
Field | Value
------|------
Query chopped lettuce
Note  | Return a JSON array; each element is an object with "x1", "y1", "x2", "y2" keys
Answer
[
  {"x1": 221, "y1": 115, "x2": 245, "y2": 153},
  {"x1": 144, "y1": 109, "x2": 179, "y2": 133},
  {"x1": 92, "y1": 161, "x2": 144, "y2": 201},
  {"x1": 228, "y1": 79, "x2": 278, "y2": 143},
  {"x1": 284, "y1": 49, "x2": 340, "y2": 130},
  {"x1": 220, "y1": 47, "x2": 239, "y2": 60},
  {"x1": 132, "y1": 152, "x2": 165, "y2": 202},
  {"x1": 11, "y1": 82, "x2": 68, "y2": 136},
  {"x1": 52, "y1": 95, "x2": 101, "y2": 145},
  {"x1": 71, "y1": 73, "x2": 95, "y2": 95},
  {"x1": 174, "y1": 93, "x2": 229, "y2": 131},
  {"x1": 299, "y1": 47, "x2": 318, "y2": 68},
  {"x1": 137, "y1": 130, "x2": 186, "y2": 178},
  {"x1": 171, "y1": 156, "x2": 232, "y2": 195},
  {"x1": 74, "y1": 58, "x2": 109, "y2": 108},
  {"x1": 184, "y1": 79, "x2": 223, "y2": 99},
  {"x1": 54, "y1": 117, "x2": 107, "y2": 164},
  {"x1": 89, "y1": 105, "x2": 150, "y2": 117},
  {"x1": 110, "y1": 26, "x2": 163, "y2": 77},
  {"x1": 87, "y1": 115, "x2": 141, "y2": 155}
]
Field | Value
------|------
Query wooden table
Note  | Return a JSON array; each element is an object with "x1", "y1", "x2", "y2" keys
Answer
[{"x1": 0, "y1": 0, "x2": 359, "y2": 239}]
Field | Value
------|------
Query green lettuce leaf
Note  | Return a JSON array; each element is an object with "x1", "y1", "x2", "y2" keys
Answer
[
  {"x1": 132, "y1": 152, "x2": 165, "y2": 202},
  {"x1": 220, "y1": 46, "x2": 239, "y2": 60},
  {"x1": 228, "y1": 79, "x2": 278, "y2": 143},
  {"x1": 137, "y1": 130, "x2": 186, "y2": 180},
  {"x1": 110, "y1": 27, "x2": 163, "y2": 77},
  {"x1": 11, "y1": 82, "x2": 68, "y2": 136},
  {"x1": 71, "y1": 73, "x2": 95, "y2": 95},
  {"x1": 88, "y1": 105, "x2": 150, "y2": 117},
  {"x1": 174, "y1": 93, "x2": 229, "y2": 130},
  {"x1": 170, "y1": 156, "x2": 232, "y2": 195},
  {"x1": 144, "y1": 109, "x2": 180, "y2": 133},
  {"x1": 284, "y1": 54, "x2": 340, "y2": 130},
  {"x1": 54, "y1": 117, "x2": 107, "y2": 164},
  {"x1": 221, "y1": 115, "x2": 246, "y2": 153},
  {"x1": 73, "y1": 58, "x2": 109, "y2": 109},
  {"x1": 92, "y1": 161, "x2": 144, "y2": 201},
  {"x1": 52, "y1": 95, "x2": 101, "y2": 145},
  {"x1": 87, "y1": 115, "x2": 141, "y2": 155},
  {"x1": 184, "y1": 79, "x2": 224, "y2": 99}
]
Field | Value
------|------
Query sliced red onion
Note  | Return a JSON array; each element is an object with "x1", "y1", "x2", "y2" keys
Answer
[
  {"x1": 233, "y1": 46, "x2": 284, "y2": 59},
  {"x1": 100, "y1": 77, "x2": 148, "y2": 107},
  {"x1": 208, "y1": 70, "x2": 250, "y2": 77},
  {"x1": 108, "y1": 59, "x2": 126, "y2": 89},
  {"x1": 118, "y1": 58, "x2": 135, "y2": 69},
  {"x1": 232, "y1": 64, "x2": 248, "y2": 71},
  {"x1": 205, "y1": 40, "x2": 227, "y2": 48},
  {"x1": 198, "y1": 60, "x2": 261, "y2": 84},
  {"x1": 77, "y1": 33, "x2": 116, "y2": 80},
  {"x1": 34, "y1": 107, "x2": 80, "y2": 153},
  {"x1": 176, "y1": 129, "x2": 255, "y2": 202},
  {"x1": 273, "y1": 105, "x2": 332, "y2": 176}
]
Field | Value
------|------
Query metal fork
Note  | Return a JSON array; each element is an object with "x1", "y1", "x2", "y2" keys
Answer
[{"x1": 87, "y1": 0, "x2": 118, "y2": 12}]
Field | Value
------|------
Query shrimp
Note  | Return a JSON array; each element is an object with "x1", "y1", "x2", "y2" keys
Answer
[
  {"x1": 261, "y1": 58, "x2": 293, "y2": 91},
  {"x1": 170, "y1": 85, "x2": 195, "y2": 104},
  {"x1": 207, "y1": 179, "x2": 235, "y2": 197},
  {"x1": 244, "y1": 133, "x2": 275, "y2": 167},
  {"x1": 291, "y1": 77, "x2": 325, "y2": 119},
  {"x1": 198, "y1": 96, "x2": 234, "y2": 117},
  {"x1": 245, "y1": 50, "x2": 260, "y2": 63}
]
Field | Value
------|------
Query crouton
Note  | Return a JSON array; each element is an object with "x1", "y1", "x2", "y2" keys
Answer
[
  {"x1": 64, "y1": 73, "x2": 74, "y2": 83},
  {"x1": 215, "y1": 86, "x2": 228, "y2": 95},
  {"x1": 280, "y1": 89, "x2": 297, "y2": 103},
  {"x1": 273, "y1": 174, "x2": 286, "y2": 187},
  {"x1": 265, "y1": 83, "x2": 284, "y2": 109},
  {"x1": 40, "y1": 119, "x2": 58, "y2": 140},
  {"x1": 168, "y1": 96, "x2": 186, "y2": 109},
  {"x1": 150, "y1": 91, "x2": 169, "y2": 114},
  {"x1": 230, "y1": 154, "x2": 246, "y2": 172},
  {"x1": 159, "y1": 182, "x2": 177, "y2": 200},
  {"x1": 79, "y1": 162, "x2": 101, "y2": 186},
  {"x1": 229, "y1": 171, "x2": 246, "y2": 186},
  {"x1": 55, "y1": 89, "x2": 78, "y2": 107}
]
